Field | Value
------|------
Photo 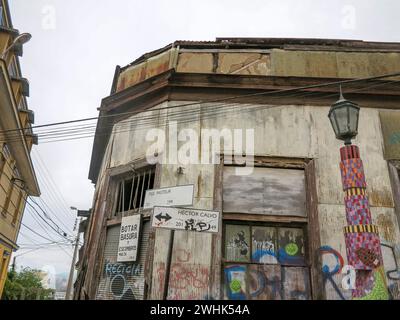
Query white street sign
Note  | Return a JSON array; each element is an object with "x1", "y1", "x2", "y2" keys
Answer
[
  {"x1": 117, "y1": 214, "x2": 141, "y2": 262},
  {"x1": 152, "y1": 206, "x2": 219, "y2": 233},
  {"x1": 143, "y1": 184, "x2": 194, "y2": 209}
]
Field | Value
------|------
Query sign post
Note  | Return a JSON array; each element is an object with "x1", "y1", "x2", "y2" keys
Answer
[
  {"x1": 143, "y1": 185, "x2": 194, "y2": 209},
  {"x1": 151, "y1": 206, "x2": 220, "y2": 233},
  {"x1": 117, "y1": 214, "x2": 141, "y2": 262}
]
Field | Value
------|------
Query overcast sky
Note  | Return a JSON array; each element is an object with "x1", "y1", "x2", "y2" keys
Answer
[{"x1": 9, "y1": 0, "x2": 400, "y2": 280}]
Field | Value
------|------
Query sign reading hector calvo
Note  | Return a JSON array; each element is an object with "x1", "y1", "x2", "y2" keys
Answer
[
  {"x1": 117, "y1": 214, "x2": 141, "y2": 262},
  {"x1": 143, "y1": 184, "x2": 194, "y2": 209},
  {"x1": 152, "y1": 206, "x2": 219, "y2": 233}
]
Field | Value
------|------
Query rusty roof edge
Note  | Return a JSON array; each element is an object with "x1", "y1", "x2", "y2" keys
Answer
[{"x1": 119, "y1": 37, "x2": 400, "y2": 73}]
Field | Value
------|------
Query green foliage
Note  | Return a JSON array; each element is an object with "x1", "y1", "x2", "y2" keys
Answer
[{"x1": 2, "y1": 268, "x2": 55, "y2": 300}]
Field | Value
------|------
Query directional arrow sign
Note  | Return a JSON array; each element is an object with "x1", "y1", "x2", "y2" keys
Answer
[
  {"x1": 152, "y1": 206, "x2": 219, "y2": 233},
  {"x1": 155, "y1": 212, "x2": 172, "y2": 222}
]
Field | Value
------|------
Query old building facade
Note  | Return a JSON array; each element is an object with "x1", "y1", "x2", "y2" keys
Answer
[
  {"x1": 75, "y1": 38, "x2": 400, "y2": 300},
  {"x1": 0, "y1": 0, "x2": 39, "y2": 296}
]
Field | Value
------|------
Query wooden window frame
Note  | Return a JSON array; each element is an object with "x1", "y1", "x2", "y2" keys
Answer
[
  {"x1": 222, "y1": 221, "x2": 309, "y2": 267},
  {"x1": 211, "y1": 155, "x2": 323, "y2": 300},
  {"x1": 107, "y1": 158, "x2": 156, "y2": 222}
]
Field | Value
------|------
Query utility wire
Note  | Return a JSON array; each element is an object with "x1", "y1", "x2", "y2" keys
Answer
[
  {"x1": 1, "y1": 70, "x2": 400, "y2": 138},
  {"x1": 2, "y1": 75, "x2": 400, "y2": 145}
]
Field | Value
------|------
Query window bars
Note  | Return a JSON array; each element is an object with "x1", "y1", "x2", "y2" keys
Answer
[{"x1": 115, "y1": 167, "x2": 155, "y2": 215}]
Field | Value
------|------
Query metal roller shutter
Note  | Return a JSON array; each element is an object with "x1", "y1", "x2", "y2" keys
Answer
[{"x1": 96, "y1": 219, "x2": 150, "y2": 300}]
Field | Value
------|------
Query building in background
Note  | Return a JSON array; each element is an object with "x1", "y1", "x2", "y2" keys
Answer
[
  {"x1": 75, "y1": 38, "x2": 400, "y2": 300},
  {"x1": 0, "y1": 0, "x2": 39, "y2": 297}
]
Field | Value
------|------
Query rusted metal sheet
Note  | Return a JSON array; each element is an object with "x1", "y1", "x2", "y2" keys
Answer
[
  {"x1": 223, "y1": 166, "x2": 306, "y2": 216},
  {"x1": 271, "y1": 49, "x2": 400, "y2": 78},
  {"x1": 116, "y1": 50, "x2": 173, "y2": 92},
  {"x1": 216, "y1": 53, "x2": 271, "y2": 75},
  {"x1": 176, "y1": 52, "x2": 214, "y2": 73}
]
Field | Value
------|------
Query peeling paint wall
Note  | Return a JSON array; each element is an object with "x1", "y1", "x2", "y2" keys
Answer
[{"x1": 95, "y1": 99, "x2": 400, "y2": 299}]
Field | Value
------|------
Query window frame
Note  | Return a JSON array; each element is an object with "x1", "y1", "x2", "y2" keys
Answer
[
  {"x1": 107, "y1": 158, "x2": 160, "y2": 222},
  {"x1": 214, "y1": 155, "x2": 323, "y2": 300}
]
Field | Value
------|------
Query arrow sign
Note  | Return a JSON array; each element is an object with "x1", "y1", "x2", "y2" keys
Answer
[
  {"x1": 155, "y1": 212, "x2": 172, "y2": 222},
  {"x1": 152, "y1": 206, "x2": 219, "y2": 233}
]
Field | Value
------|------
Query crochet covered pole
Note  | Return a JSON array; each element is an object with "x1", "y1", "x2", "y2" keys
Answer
[{"x1": 339, "y1": 144, "x2": 389, "y2": 299}]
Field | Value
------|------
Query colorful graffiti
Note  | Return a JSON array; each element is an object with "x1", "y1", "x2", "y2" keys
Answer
[
  {"x1": 320, "y1": 245, "x2": 346, "y2": 300},
  {"x1": 339, "y1": 144, "x2": 388, "y2": 299},
  {"x1": 224, "y1": 264, "x2": 310, "y2": 300},
  {"x1": 100, "y1": 260, "x2": 143, "y2": 300}
]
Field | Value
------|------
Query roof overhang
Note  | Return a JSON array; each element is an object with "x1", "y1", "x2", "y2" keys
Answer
[
  {"x1": 0, "y1": 59, "x2": 40, "y2": 196},
  {"x1": 88, "y1": 69, "x2": 400, "y2": 184}
]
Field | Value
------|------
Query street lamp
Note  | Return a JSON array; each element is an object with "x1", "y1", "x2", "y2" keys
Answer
[
  {"x1": 328, "y1": 88, "x2": 388, "y2": 300},
  {"x1": 1, "y1": 32, "x2": 32, "y2": 59},
  {"x1": 328, "y1": 88, "x2": 360, "y2": 145}
]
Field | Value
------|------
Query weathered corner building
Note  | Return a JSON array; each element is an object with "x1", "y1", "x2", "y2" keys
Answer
[
  {"x1": 75, "y1": 38, "x2": 400, "y2": 300},
  {"x1": 0, "y1": 0, "x2": 39, "y2": 297}
]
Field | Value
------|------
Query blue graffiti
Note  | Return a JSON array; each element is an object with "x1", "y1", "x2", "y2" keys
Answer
[
  {"x1": 224, "y1": 265, "x2": 247, "y2": 300},
  {"x1": 251, "y1": 248, "x2": 304, "y2": 265}
]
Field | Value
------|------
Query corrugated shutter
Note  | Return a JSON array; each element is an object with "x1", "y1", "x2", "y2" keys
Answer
[{"x1": 96, "y1": 220, "x2": 150, "y2": 300}]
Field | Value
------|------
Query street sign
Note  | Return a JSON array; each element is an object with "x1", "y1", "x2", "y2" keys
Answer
[
  {"x1": 152, "y1": 206, "x2": 220, "y2": 233},
  {"x1": 117, "y1": 214, "x2": 141, "y2": 262},
  {"x1": 143, "y1": 184, "x2": 194, "y2": 209}
]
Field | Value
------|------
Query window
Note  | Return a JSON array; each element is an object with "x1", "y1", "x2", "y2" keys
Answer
[
  {"x1": 7, "y1": 59, "x2": 18, "y2": 78},
  {"x1": 0, "y1": 2, "x2": 6, "y2": 27},
  {"x1": 12, "y1": 190, "x2": 24, "y2": 225},
  {"x1": 222, "y1": 163, "x2": 312, "y2": 300},
  {"x1": 114, "y1": 166, "x2": 155, "y2": 216},
  {"x1": 0, "y1": 153, "x2": 5, "y2": 180}
]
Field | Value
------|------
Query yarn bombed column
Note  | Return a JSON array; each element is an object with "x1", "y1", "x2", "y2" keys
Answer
[{"x1": 339, "y1": 145, "x2": 389, "y2": 299}]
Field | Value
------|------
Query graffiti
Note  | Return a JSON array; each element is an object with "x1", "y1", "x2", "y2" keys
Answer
[
  {"x1": 98, "y1": 260, "x2": 144, "y2": 300},
  {"x1": 168, "y1": 263, "x2": 209, "y2": 290},
  {"x1": 104, "y1": 260, "x2": 142, "y2": 277},
  {"x1": 224, "y1": 265, "x2": 247, "y2": 300},
  {"x1": 225, "y1": 264, "x2": 310, "y2": 300},
  {"x1": 278, "y1": 228, "x2": 305, "y2": 265},
  {"x1": 232, "y1": 231, "x2": 249, "y2": 256},
  {"x1": 156, "y1": 249, "x2": 210, "y2": 300},
  {"x1": 248, "y1": 266, "x2": 281, "y2": 300},
  {"x1": 320, "y1": 245, "x2": 347, "y2": 300},
  {"x1": 184, "y1": 219, "x2": 211, "y2": 232},
  {"x1": 319, "y1": 243, "x2": 400, "y2": 300},
  {"x1": 225, "y1": 225, "x2": 250, "y2": 261},
  {"x1": 252, "y1": 227, "x2": 277, "y2": 264}
]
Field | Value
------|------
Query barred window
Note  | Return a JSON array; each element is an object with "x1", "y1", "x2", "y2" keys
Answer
[{"x1": 114, "y1": 167, "x2": 155, "y2": 215}]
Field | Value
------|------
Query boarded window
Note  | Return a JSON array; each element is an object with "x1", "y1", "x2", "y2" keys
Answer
[
  {"x1": 222, "y1": 163, "x2": 310, "y2": 300},
  {"x1": 223, "y1": 166, "x2": 306, "y2": 216},
  {"x1": 223, "y1": 223, "x2": 310, "y2": 300},
  {"x1": 115, "y1": 167, "x2": 155, "y2": 215}
]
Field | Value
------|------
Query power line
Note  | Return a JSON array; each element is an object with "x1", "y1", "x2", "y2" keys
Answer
[
  {"x1": 1, "y1": 70, "x2": 400, "y2": 139},
  {"x1": 30, "y1": 153, "x2": 76, "y2": 232},
  {"x1": 2, "y1": 75, "x2": 400, "y2": 146}
]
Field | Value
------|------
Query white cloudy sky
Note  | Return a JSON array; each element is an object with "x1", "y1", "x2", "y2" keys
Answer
[{"x1": 9, "y1": 0, "x2": 400, "y2": 276}]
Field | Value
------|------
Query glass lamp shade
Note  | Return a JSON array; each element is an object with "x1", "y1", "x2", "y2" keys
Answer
[{"x1": 328, "y1": 98, "x2": 360, "y2": 144}]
